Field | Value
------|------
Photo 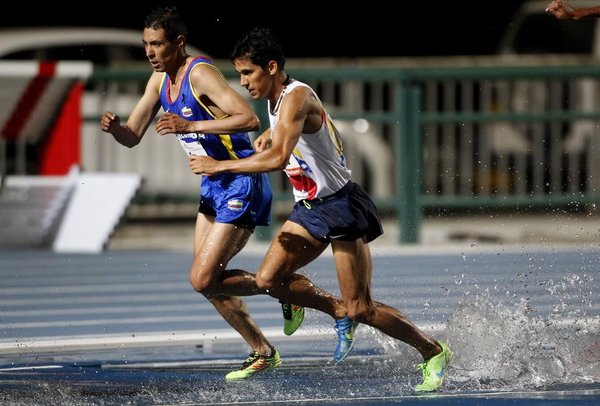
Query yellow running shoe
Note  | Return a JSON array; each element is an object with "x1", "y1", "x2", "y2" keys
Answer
[
  {"x1": 415, "y1": 341, "x2": 452, "y2": 392},
  {"x1": 281, "y1": 301, "x2": 305, "y2": 336},
  {"x1": 225, "y1": 348, "x2": 282, "y2": 381}
]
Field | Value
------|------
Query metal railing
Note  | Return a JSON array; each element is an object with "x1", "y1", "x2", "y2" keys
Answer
[
  {"x1": 258, "y1": 63, "x2": 600, "y2": 241},
  {"x1": 72, "y1": 58, "x2": 600, "y2": 242}
]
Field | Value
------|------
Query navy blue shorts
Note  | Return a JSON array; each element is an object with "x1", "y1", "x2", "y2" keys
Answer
[
  {"x1": 288, "y1": 181, "x2": 383, "y2": 243},
  {"x1": 199, "y1": 172, "x2": 272, "y2": 231}
]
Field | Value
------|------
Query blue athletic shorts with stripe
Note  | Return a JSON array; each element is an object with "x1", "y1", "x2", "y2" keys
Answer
[
  {"x1": 198, "y1": 172, "x2": 272, "y2": 231},
  {"x1": 288, "y1": 181, "x2": 383, "y2": 243}
]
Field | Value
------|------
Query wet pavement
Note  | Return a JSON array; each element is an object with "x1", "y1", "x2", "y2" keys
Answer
[{"x1": 1, "y1": 244, "x2": 599, "y2": 404}]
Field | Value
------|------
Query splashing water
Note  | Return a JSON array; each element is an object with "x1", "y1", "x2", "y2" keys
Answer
[{"x1": 446, "y1": 289, "x2": 599, "y2": 391}]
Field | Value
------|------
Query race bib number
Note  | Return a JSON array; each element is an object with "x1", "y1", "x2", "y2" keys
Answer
[{"x1": 177, "y1": 133, "x2": 207, "y2": 156}]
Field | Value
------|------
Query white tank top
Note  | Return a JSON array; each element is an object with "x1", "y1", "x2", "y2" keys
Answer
[{"x1": 268, "y1": 80, "x2": 352, "y2": 201}]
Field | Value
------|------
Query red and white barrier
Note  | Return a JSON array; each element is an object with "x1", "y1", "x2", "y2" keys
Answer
[{"x1": 0, "y1": 61, "x2": 92, "y2": 175}]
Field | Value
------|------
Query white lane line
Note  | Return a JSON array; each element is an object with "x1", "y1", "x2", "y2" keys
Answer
[
  {"x1": 0, "y1": 324, "x2": 448, "y2": 355},
  {"x1": 0, "y1": 312, "x2": 283, "y2": 328},
  {"x1": 0, "y1": 365, "x2": 64, "y2": 371}
]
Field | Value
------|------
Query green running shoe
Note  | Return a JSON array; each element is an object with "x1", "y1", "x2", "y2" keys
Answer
[
  {"x1": 415, "y1": 341, "x2": 452, "y2": 392},
  {"x1": 225, "y1": 348, "x2": 282, "y2": 381},
  {"x1": 281, "y1": 301, "x2": 304, "y2": 336}
]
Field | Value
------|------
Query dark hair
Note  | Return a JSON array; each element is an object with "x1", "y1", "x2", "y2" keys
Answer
[
  {"x1": 230, "y1": 27, "x2": 285, "y2": 70},
  {"x1": 144, "y1": 6, "x2": 187, "y2": 42}
]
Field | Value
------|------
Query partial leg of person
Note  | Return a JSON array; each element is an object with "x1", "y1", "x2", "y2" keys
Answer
[
  {"x1": 190, "y1": 213, "x2": 280, "y2": 380},
  {"x1": 331, "y1": 238, "x2": 452, "y2": 392},
  {"x1": 255, "y1": 220, "x2": 348, "y2": 318},
  {"x1": 192, "y1": 219, "x2": 352, "y2": 362},
  {"x1": 255, "y1": 220, "x2": 355, "y2": 361}
]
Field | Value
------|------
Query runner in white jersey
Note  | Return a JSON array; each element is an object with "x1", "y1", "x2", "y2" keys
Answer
[
  {"x1": 268, "y1": 80, "x2": 351, "y2": 201},
  {"x1": 190, "y1": 27, "x2": 452, "y2": 392}
]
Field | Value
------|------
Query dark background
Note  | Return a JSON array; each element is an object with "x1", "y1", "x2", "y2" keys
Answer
[{"x1": 1, "y1": 1, "x2": 530, "y2": 58}]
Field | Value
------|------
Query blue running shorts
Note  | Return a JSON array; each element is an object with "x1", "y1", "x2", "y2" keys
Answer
[
  {"x1": 288, "y1": 181, "x2": 383, "y2": 243},
  {"x1": 199, "y1": 172, "x2": 272, "y2": 230}
]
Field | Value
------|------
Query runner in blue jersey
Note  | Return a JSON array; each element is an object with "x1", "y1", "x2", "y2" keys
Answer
[
  {"x1": 158, "y1": 55, "x2": 273, "y2": 228},
  {"x1": 100, "y1": 6, "x2": 304, "y2": 380}
]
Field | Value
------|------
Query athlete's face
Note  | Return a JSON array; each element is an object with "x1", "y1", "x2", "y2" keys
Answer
[
  {"x1": 142, "y1": 28, "x2": 180, "y2": 73},
  {"x1": 233, "y1": 57, "x2": 271, "y2": 100}
]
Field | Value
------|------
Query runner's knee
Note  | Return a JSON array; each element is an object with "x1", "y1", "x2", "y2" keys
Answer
[
  {"x1": 189, "y1": 269, "x2": 218, "y2": 294},
  {"x1": 255, "y1": 272, "x2": 275, "y2": 290}
]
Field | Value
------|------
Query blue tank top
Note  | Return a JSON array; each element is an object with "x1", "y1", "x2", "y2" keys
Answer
[
  {"x1": 158, "y1": 57, "x2": 272, "y2": 227},
  {"x1": 159, "y1": 57, "x2": 255, "y2": 160}
]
